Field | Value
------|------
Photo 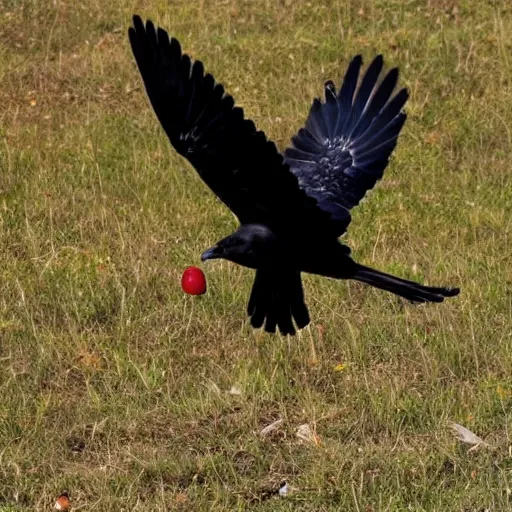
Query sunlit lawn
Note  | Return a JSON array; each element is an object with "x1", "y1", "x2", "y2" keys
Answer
[{"x1": 1, "y1": 0, "x2": 512, "y2": 510}]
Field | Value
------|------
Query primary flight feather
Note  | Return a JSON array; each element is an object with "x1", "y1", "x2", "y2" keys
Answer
[{"x1": 128, "y1": 15, "x2": 459, "y2": 335}]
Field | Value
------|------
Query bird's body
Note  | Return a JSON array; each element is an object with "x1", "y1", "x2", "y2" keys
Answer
[{"x1": 129, "y1": 15, "x2": 459, "y2": 335}]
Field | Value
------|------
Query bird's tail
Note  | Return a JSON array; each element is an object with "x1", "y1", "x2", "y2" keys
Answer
[
  {"x1": 247, "y1": 269, "x2": 310, "y2": 335},
  {"x1": 352, "y1": 264, "x2": 460, "y2": 303}
]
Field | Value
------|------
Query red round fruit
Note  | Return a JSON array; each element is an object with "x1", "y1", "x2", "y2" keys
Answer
[{"x1": 181, "y1": 266, "x2": 207, "y2": 295}]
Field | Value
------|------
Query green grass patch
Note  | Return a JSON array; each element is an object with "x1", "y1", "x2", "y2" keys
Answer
[{"x1": 1, "y1": 0, "x2": 512, "y2": 510}]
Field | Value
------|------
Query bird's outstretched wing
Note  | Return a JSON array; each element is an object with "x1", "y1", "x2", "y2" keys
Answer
[
  {"x1": 129, "y1": 15, "x2": 339, "y2": 233},
  {"x1": 284, "y1": 55, "x2": 408, "y2": 236}
]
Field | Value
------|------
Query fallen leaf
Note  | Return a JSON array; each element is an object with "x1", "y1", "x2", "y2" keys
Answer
[
  {"x1": 497, "y1": 385, "x2": 511, "y2": 399},
  {"x1": 296, "y1": 423, "x2": 320, "y2": 445},
  {"x1": 451, "y1": 422, "x2": 487, "y2": 450},
  {"x1": 54, "y1": 492, "x2": 71, "y2": 511},
  {"x1": 228, "y1": 385, "x2": 242, "y2": 396},
  {"x1": 278, "y1": 482, "x2": 289, "y2": 496},
  {"x1": 260, "y1": 418, "x2": 283, "y2": 437},
  {"x1": 77, "y1": 349, "x2": 101, "y2": 369},
  {"x1": 175, "y1": 493, "x2": 188, "y2": 504},
  {"x1": 425, "y1": 131, "x2": 441, "y2": 144}
]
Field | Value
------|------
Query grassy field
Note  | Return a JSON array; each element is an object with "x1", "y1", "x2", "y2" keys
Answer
[{"x1": 1, "y1": 0, "x2": 512, "y2": 510}]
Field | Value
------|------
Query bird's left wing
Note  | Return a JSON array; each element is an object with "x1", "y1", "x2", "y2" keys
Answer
[
  {"x1": 284, "y1": 55, "x2": 408, "y2": 237},
  {"x1": 129, "y1": 15, "x2": 339, "y2": 233}
]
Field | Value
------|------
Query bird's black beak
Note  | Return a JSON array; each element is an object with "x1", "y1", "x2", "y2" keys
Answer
[{"x1": 201, "y1": 245, "x2": 221, "y2": 262}]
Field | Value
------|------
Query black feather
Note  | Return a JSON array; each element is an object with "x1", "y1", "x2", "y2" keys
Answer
[
  {"x1": 335, "y1": 55, "x2": 362, "y2": 133},
  {"x1": 356, "y1": 88, "x2": 408, "y2": 147},
  {"x1": 350, "y1": 68, "x2": 399, "y2": 140},
  {"x1": 284, "y1": 54, "x2": 409, "y2": 221},
  {"x1": 247, "y1": 270, "x2": 309, "y2": 335},
  {"x1": 344, "y1": 55, "x2": 384, "y2": 137},
  {"x1": 323, "y1": 80, "x2": 338, "y2": 138},
  {"x1": 353, "y1": 265, "x2": 460, "y2": 303}
]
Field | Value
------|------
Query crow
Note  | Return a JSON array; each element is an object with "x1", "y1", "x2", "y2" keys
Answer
[{"x1": 128, "y1": 15, "x2": 459, "y2": 335}]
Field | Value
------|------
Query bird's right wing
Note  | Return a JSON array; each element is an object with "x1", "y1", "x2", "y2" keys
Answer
[
  {"x1": 129, "y1": 16, "x2": 338, "y2": 233},
  {"x1": 284, "y1": 56, "x2": 408, "y2": 236}
]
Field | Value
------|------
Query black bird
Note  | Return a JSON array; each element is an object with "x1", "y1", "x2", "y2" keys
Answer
[{"x1": 128, "y1": 15, "x2": 459, "y2": 335}]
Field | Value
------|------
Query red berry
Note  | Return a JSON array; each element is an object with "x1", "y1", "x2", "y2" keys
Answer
[{"x1": 181, "y1": 266, "x2": 207, "y2": 295}]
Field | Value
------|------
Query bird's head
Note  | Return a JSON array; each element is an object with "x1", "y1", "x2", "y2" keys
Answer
[{"x1": 201, "y1": 224, "x2": 277, "y2": 269}]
